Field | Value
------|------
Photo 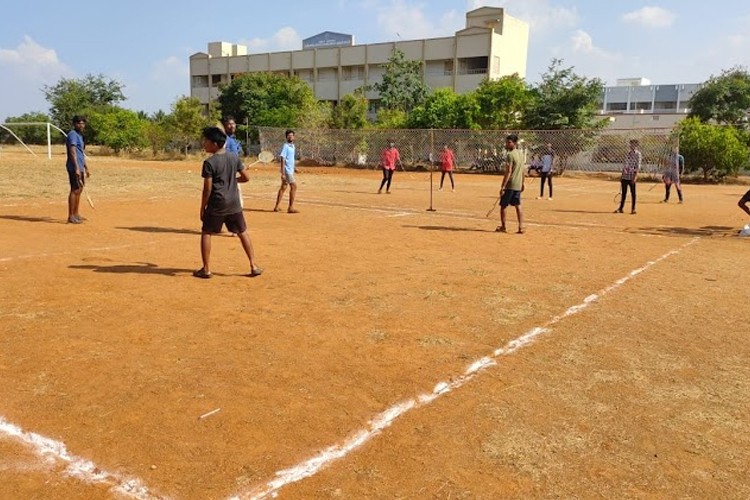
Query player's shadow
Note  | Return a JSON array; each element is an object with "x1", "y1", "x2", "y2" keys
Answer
[
  {"x1": 116, "y1": 226, "x2": 200, "y2": 235},
  {"x1": 406, "y1": 224, "x2": 491, "y2": 233},
  {"x1": 69, "y1": 262, "x2": 194, "y2": 276},
  {"x1": 628, "y1": 225, "x2": 737, "y2": 238},
  {"x1": 0, "y1": 215, "x2": 67, "y2": 224}
]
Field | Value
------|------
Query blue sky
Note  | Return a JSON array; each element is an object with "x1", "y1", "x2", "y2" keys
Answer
[{"x1": 1, "y1": 0, "x2": 749, "y2": 121}]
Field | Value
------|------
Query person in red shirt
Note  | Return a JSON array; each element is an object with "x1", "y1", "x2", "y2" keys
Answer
[
  {"x1": 378, "y1": 140, "x2": 401, "y2": 194},
  {"x1": 438, "y1": 144, "x2": 456, "y2": 192}
]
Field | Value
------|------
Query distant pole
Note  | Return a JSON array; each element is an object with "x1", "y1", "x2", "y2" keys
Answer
[
  {"x1": 245, "y1": 117, "x2": 249, "y2": 156},
  {"x1": 47, "y1": 123, "x2": 52, "y2": 159},
  {"x1": 427, "y1": 129, "x2": 436, "y2": 212}
]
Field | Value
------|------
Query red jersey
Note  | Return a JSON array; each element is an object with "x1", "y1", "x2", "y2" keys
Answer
[
  {"x1": 439, "y1": 149, "x2": 455, "y2": 171},
  {"x1": 381, "y1": 147, "x2": 400, "y2": 170}
]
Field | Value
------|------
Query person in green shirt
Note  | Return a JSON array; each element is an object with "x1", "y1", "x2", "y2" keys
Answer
[{"x1": 497, "y1": 134, "x2": 526, "y2": 234}]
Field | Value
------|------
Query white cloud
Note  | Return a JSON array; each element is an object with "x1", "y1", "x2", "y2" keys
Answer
[
  {"x1": 241, "y1": 27, "x2": 302, "y2": 53},
  {"x1": 369, "y1": 0, "x2": 462, "y2": 40},
  {"x1": 622, "y1": 6, "x2": 675, "y2": 28},
  {"x1": 466, "y1": 0, "x2": 578, "y2": 36},
  {"x1": 151, "y1": 56, "x2": 188, "y2": 82},
  {"x1": 0, "y1": 36, "x2": 75, "y2": 119}
]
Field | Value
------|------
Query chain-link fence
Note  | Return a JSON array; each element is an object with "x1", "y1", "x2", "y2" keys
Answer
[{"x1": 257, "y1": 127, "x2": 678, "y2": 177}]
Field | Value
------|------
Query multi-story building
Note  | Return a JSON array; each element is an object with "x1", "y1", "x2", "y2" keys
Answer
[
  {"x1": 600, "y1": 78, "x2": 701, "y2": 129},
  {"x1": 189, "y1": 7, "x2": 529, "y2": 114}
]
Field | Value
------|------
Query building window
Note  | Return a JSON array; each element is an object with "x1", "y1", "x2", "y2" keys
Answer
[
  {"x1": 295, "y1": 69, "x2": 313, "y2": 82},
  {"x1": 629, "y1": 101, "x2": 652, "y2": 111},
  {"x1": 425, "y1": 59, "x2": 453, "y2": 76},
  {"x1": 192, "y1": 75, "x2": 209, "y2": 88},
  {"x1": 653, "y1": 101, "x2": 677, "y2": 111},
  {"x1": 458, "y1": 56, "x2": 488, "y2": 75},
  {"x1": 211, "y1": 74, "x2": 225, "y2": 86},
  {"x1": 342, "y1": 65, "x2": 365, "y2": 81},
  {"x1": 317, "y1": 67, "x2": 337, "y2": 81},
  {"x1": 606, "y1": 102, "x2": 627, "y2": 112}
]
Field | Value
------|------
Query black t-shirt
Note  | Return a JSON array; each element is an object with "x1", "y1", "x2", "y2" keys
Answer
[{"x1": 202, "y1": 152, "x2": 244, "y2": 216}]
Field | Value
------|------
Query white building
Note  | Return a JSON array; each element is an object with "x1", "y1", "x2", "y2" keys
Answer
[
  {"x1": 189, "y1": 7, "x2": 529, "y2": 114},
  {"x1": 600, "y1": 79, "x2": 701, "y2": 129}
]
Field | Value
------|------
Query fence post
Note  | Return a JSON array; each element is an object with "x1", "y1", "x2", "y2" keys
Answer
[{"x1": 427, "y1": 129, "x2": 436, "y2": 212}]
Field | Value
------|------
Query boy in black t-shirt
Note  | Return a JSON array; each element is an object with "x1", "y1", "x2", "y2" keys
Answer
[{"x1": 194, "y1": 127, "x2": 262, "y2": 279}]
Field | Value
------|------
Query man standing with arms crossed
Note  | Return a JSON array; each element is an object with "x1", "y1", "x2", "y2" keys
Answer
[
  {"x1": 222, "y1": 116, "x2": 244, "y2": 210},
  {"x1": 66, "y1": 115, "x2": 89, "y2": 224},
  {"x1": 273, "y1": 129, "x2": 299, "y2": 213},
  {"x1": 497, "y1": 134, "x2": 526, "y2": 234}
]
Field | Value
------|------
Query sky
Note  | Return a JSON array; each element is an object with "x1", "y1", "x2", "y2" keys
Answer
[{"x1": 2, "y1": 0, "x2": 750, "y2": 121}]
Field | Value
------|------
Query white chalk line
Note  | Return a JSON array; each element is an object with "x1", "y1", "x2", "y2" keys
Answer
[
  {"x1": 232, "y1": 238, "x2": 699, "y2": 500},
  {"x1": 0, "y1": 416, "x2": 164, "y2": 499}
]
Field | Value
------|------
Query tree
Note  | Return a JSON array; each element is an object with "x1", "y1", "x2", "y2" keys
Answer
[
  {"x1": 679, "y1": 117, "x2": 749, "y2": 181},
  {"x1": 408, "y1": 88, "x2": 478, "y2": 129},
  {"x1": 43, "y1": 74, "x2": 125, "y2": 128},
  {"x1": 472, "y1": 75, "x2": 532, "y2": 130},
  {"x1": 217, "y1": 73, "x2": 319, "y2": 128},
  {"x1": 2, "y1": 112, "x2": 52, "y2": 144},
  {"x1": 524, "y1": 59, "x2": 604, "y2": 130},
  {"x1": 372, "y1": 49, "x2": 429, "y2": 113},
  {"x1": 166, "y1": 96, "x2": 217, "y2": 155},
  {"x1": 331, "y1": 90, "x2": 368, "y2": 129},
  {"x1": 85, "y1": 106, "x2": 147, "y2": 153},
  {"x1": 689, "y1": 67, "x2": 750, "y2": 127}
]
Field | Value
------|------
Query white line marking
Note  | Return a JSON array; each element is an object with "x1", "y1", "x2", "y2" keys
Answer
[
  {"x1": 385, "y1": 212, "x2": 412, "y2": 218},
  {"x1": 232, "y1": 238, "x2": 698, "y2": 500},
  {"x1": 0, "y1": 416, "x2": 165, "y2": 499}
]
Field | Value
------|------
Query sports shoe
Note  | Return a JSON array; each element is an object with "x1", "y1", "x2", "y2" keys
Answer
[
  {"x1": 67, "y1": 217, "x2": 82, "y2": 224},
  {"x1": 249, "y1": 267, "x2": 263, "y2": 277}
]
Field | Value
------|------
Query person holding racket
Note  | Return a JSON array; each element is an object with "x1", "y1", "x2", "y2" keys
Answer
[
  {"x1": 194, "y1": 127, "x2": 262, "y2": 279},
  {"x1": 538, "y1": 143, "x2": 554, "y2": 200},
  {"x1": 273, "y1": 129, "x2": 299, "y2": 213},
  {"x1": 65, "y1": 115, "x2": 89, "y2": 224},
  {"x1": 221, "y1": 115, "x2": 243, "y2": 156},
  {"x1": 661, "y1": 147, "x2": 684, "y2": 204},
  {"x1": 497, "y1": 134, "x2": 526, "y2": 234},
  {"x1": 378, "y1": 140, "x2": 401, "y2": 194},
  {"x1": 438, "y1": 144, "x2": 456, "y2": 192},
  {"x1": 615, "y1": 139, "x2": 641, "y2": 214}
]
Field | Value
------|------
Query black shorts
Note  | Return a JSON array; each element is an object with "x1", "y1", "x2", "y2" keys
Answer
[
  {"x1": 500, "y1": 189, "x2": 522, "y2": 207},
  {"x1": 202, "y1": 212, "x2": 247, "y2": 234},
  {"x1": 741, "y1": 189, "x2": 750, "y2": 204},
  {"x1": 68, "y1": 170, "x2": 83, "y2": 190}
]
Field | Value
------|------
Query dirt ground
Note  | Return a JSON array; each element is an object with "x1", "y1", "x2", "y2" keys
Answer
[{"x1": 1, "y1": 147, "x2": 749, "y2": 499}]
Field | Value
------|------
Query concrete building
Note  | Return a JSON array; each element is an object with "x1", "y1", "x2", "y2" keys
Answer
[
  {"x1": 189, "y1": 7, "x2": 529, "y2": 113},
  {"x1": 600, "y1": 78, "x2": 701, "y2": 129}
]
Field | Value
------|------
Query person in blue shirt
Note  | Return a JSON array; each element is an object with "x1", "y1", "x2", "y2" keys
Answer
[
  {"x1": 661, "y1": 147, "x2": 684, "y2": 203},
  {"x1": 222, "y1": 115, "x2": 244, "y2": 209},
  {"x1": 273, "y1": 129, "x2": 299, "y2": 213},
  {"x1": 65, "y1": 115, "x2": 89, "y2": 224},
  {"x1": 221, "y1": 116, "x2": 243, "y2": 156}
]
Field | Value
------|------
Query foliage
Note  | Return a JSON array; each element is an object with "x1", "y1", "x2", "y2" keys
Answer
[
  {"x1": 678, "y1": 117, "x2": 749, "y2": 181},
  {"x1": 166, "y1": 96, "x2": 217, "y2": 155},
  {"x1": 217, "y1": 73, "x2": 319, "y2": 128},
  {"x1": 374, "y1": 108, "x2": 408, "y2": 129},
  {"x1": 472, "y1": 75, "x2": 532, "y2": 130},
  {"x1": 407, "y1": 88, "x2": 479, "y2": 129},
  {"x1": 84, "y1": 107, "x2": 148, "y2": 153},
  {"x1": 331, "y1": 91, "x2": 368, "y2": 129},
  {"x1": 688, "y1": 66, "x2": 750, "y2": 127},
  {"x1": 372, "y1": 49, "x2": 429, "y2": 113},
  {"x1": 43, "y1": 74, "x2": 125, "y2": 129},
  {"x1": 524, "y1": 59, "x2": 605, "y2": 130},
  {"x1": 2, "y1": 112, "x2": 53, "y2": 144}
]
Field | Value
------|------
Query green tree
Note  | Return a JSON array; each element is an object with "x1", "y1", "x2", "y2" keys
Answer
[
  {"x1": 217, "y1": 73, "x2": 318, "y2": 128},
  {"x1": 2, "y1": 112, "x2": 52, "y2": 144},
  {"x1": 42, "y1": 74, "x2": 125, "y2": 128},
  {"x1": 679, "y1": 117, "x2": 749, "y2": 181},
  {"x1": 331, "y1": 90, "x2": 368, "y2": 129},
  {"x1": 472, "y1": 75, "x2": 532, "y2": 130},
  {"x1": 374, "y1": 108, "x2": 408, "y2": 129},
  {"x1": 689, "y1": 67, "x2": 750, "y2": 127},
  {"x1": 407, "y1": 88, "x2": 478, "y2": 129},
  {"x1": 373, "y1": 49, "x2": 429, "y2": 112},
  {"x1": 86, "y1": 106, "x2": 147, "y2": 153},
  {"x1": 166, "y1": 96, "x2": 216, "y2": 154},
  {"x1": 524, "y1": 59, "x2": 604, "y2": 130}
]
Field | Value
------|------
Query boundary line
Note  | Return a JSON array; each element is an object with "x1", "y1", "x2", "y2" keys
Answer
[
  {"x1": 232, "y1": 238, "x2": 699, "y2": 500},
  {"x1": 0, "y1": 417, "x2": 163, "y2": 499}
]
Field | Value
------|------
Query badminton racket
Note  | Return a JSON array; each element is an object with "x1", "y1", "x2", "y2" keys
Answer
[
  {"x1": 485, "y1": 196, "x2": 500, "y2": 218},
  {"x1": 80, "y1": 178, "x2": 94, "y2": 209},
  {"x1": 239, "y1": 151, "x2": 275, "y2": 208}
]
